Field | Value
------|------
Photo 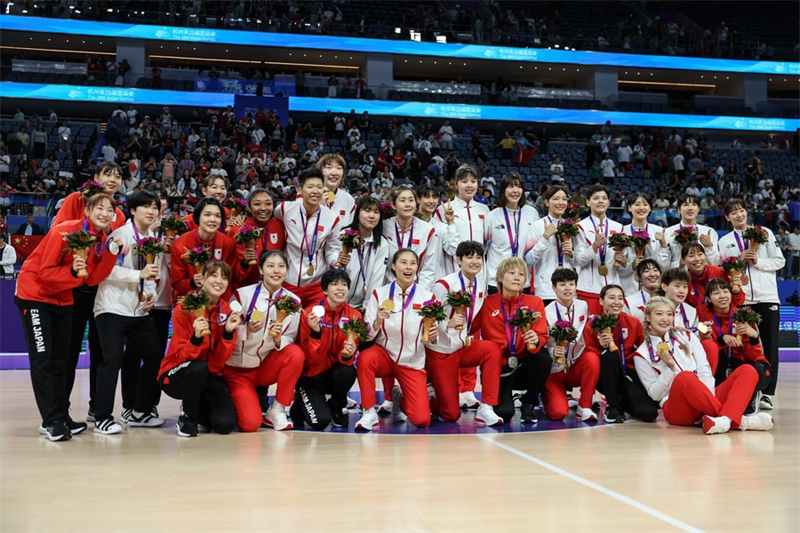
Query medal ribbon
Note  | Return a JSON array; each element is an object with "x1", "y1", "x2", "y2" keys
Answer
[
  {"x1": 458, "y1": 272, "x2": 478, "y2": 332},
  {"x1": 503, "y1": 207, "x2": 522, "y2": 256},
  {"x1": 712, "y1": 310, "x2": 734, "y2": 372},
  {"x1": 299, "y1": 207, "x2": 322, "y2": 272},
  {"x1": 548, "y1": 216, "x2": 563, "y2": 267},
  {"x1": 356, "y1": 241, "x2": 373, "y2": 292},
  {"x1": 590, "y1": 216, "x2": 609, "y2": 271},
  {"x1": 618, "y1": 323, "x2": 627, "y2": 375},
  {"x1": 389, "y1": 282, "x2": 417, "y2": 314},
  {"x1": 394, "y1": 220, "x2": 414, "y2": 249},
  {"x1": 500, "y1": 299, "x2": 519, "y2": 357},
  {"x1": 555, "y1": 303, "x2": 574, "y2": 366}
]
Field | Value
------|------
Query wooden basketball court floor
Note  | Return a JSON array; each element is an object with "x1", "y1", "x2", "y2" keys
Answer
[{"x1": 1, "y1": 364, "x2": 798, "y2": 533}]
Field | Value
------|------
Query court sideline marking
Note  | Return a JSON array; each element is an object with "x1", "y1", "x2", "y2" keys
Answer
[{"x1": 477, "y1": 434, "x2": 704, "y2": 533}]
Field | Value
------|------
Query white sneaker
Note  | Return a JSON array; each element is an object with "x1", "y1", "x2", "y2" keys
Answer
[
  {"x1": 427, "y1": 383, "x2": 437, "y2": 400},
  {"x1": 345, "y1": 396, "x2": 358, "y2": 409},
  {"x1": 577, "y1": 406, "x2": 598, "y2": 422},
  {"x1": 739, "y1": 412, "x2": 774, "y2": 432},
  {"x1": 355, "y1": 408, "x2": 380, "y2": 431},
  {"x1": 390, "y1": 385, "x2": 407, "y2": 423},
  {"x1": 566, "y1": 393, "x2": 579, "y2": 409},
  {"x1": 264, "y1": 401, "x2": 293, "y2": 431},
  {"x1": 378, "y1": 399, "x2": 393, "y2": 414},
  {"x1": 475, "y1": 403, "x2": 503, "y2": 426},
  {"x1": 460, "y1": 391, "x2": 479, "y2": 410},
  {"x1": 703, "y1": 415, "x2": 732, "y2": 435},
  {"x1": 126, "y1": 410, "x2": 166, "y2": 427},
  {"x1": 94, "y1": 418, "x2": 124, "y2": 435}
]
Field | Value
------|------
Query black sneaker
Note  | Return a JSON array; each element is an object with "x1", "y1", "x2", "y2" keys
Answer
[
  {"x1": 744, "y1": 391, "x2": 761, "y2": 416},
  {"x1": 43, "y1": 420, "x2": 72, "y2": 442},
  {"x1": 520, "y1": 403, "x2": 537, "y2": 423},
  {"x1": 64, "y1": 417, "x2": 88, "y2": 435},
  {"x1": 330, "y1": 408, "x2": 349, "y2": 428},
  {"x1": 604, "y1": 405, "x2": 625, "y2": 424},
  {"x1": 257, "y1": 387, "x2": 270, "y2": 417},
  {"x1": 86, "y1": 409, "x2": 96, "y2": 422},
  {"x1": 759, "y1": 395, "x2": 774, "y2": 410},
  {"x1": 176, "y1": 414, "x2": 198, "y2": 437}
]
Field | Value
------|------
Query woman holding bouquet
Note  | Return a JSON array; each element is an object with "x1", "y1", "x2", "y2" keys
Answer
[
  {"x1": 634, "y1": 297, "x2": 772, "y2": 435},
  {"x1": 620, "y1": 192, "x2": 670, "y2": 297},
  {"x1": 344, "y1": 197, "x2": 390, "y2": 310},
  {"x1": 525, "y1": 185, "x2": 573, "y2": 304},
  {"x1": 665, "y1": 193, "x2": 719, "y2": 268},
  {"x1": 158, "y1": 261, "x2": 242, "y2": 437},
  {"x1": 681, "y1": 242, "x2": 745, "y2": 308},
  {"x1": 15, "y1": 194, "x2": 122, "y2": 441},
  {"x1": 227, "y1": 188, "x2": 285, "y2": 288},
  {"x1": 171, "y1": 197, "x2": 247, "y2": 303},
  {"x1": 584, "y1": 284, "x2": 655, "y2": 424},
  {"x1": 296, "y1": 269, "x2": 362, "y2": 430},
  {"x1": 696, "y1": 279, "x2": 770, "y2": 412},
  {"x1": 485, "y1": 172, "x2": 539, "y2": 295},
  {"x1": 356, "y1": 249, "x2": 438, "y2": 431},
  {"x1": 471, "y1": 257, "x2": 549, "y2": 424},
  {"x1": 224, "y1": 250, "x2": 304, "y2": 432},
  {"x1": 718, "y1": 199, "x2": 783, "y2": 410}
]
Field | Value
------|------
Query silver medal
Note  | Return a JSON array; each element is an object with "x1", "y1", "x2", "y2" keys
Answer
[{"x1": 507, "y1": 356, "x2": 519, "y2": 369}]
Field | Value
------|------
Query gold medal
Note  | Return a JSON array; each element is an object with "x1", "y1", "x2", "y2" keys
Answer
[
  {"x1": 465, "y1": 335, "x2": 473, "y2": 347},
  {"x1": 380, "y1": 299, "x2": 395, "y2": 312},
  {"x1": 307, "y1": 264, "x2": 314, "y2": 276},
  {"x1": 598, "y1": 265, "x2": 609, "y2": 276},
  {"x1": 657, "y1": 342, "x2": 670, "y2": 354},
  {"x1": 251, "y1": 310, "x2": 265, "y2": 323},
  {"x1": 696, "y1": 322, "x2": 709, "y2": 334},
  {"x1": 326, "y1": 190, "x2": 336, "y2": 204}
]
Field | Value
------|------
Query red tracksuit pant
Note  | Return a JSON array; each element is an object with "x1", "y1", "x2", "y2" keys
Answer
[
  {"x1": 357, "y1": 345, "x2": 430, "y2": 428},
  {"x1": 426, "y1": 340, "x2": 502, "y2": 422},
  {"x1": 284, "y1": 282, "x2": 325, "y2": 309},
  {"x1": 662, "y1": 365, "x2": 758, "y2": 428},
  {"x1": 222, "y1": 345, "x2": 305, "y2": 432},
  {"x1": 701, "y1": 338, "x2": 719, "y2": 374},
  {"x1": 542, "y1": 352, "x2": 601, "y2": 421}
]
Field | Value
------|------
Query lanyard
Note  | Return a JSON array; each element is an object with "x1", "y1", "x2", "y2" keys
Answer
[
  {"x1": 259, "y1": 219, "x2": 271, "y2": 251},
  {"x1": 547, "y1": 215, "x2": 563, "y2": 267},
  {"x1": 464, "y1": 200, "x2": 474, "y2": 241},
  {"x1": 500, "y1": 299, "x2": 518, "y2": 357},
  {"x1": 712, "y1": 310, "x2": 734, "y2": 370},
  {"x1": 245, "y1": 284, "x2": 282, "y2": 324},
  {"x1": 458, "y1": 272, "x2": 478, "y2": 331},
  {"x1": 618, "y1": 323, "x2": 627, "y2": 375},
  {"x1": 733, "y1": 231, "x2": 749, "y2": 253},
  {"x1": 356, "y1": 241, "x2": 373, "y2": 290},
  {"x1": 689, "y1": 268, "x2": 707, "y2": 304},
  {"x1": 555, "y1": 302, "x2": 575, "y2": 364},
  {"x1": 503, "y1": 207, "x2": 521, "y2": 256},
  {"x1": 388, "y1": 282, "x2": 416, "y2": 314},
  {"x1": 299, "y1": 206, "x2": 322, "y2": 269},
  {"x1": 318, "y1": 299, "x2": 346, "y2": 329},
  {"x1": 132, "y1": 221, "x2": 148, "y2": 293},
  {"x1": 630, "y1": 223, "x2": 650, "y2": 238},
  {"x1": 394, "y1": 220, "x2": 414, "y2": 249},
  {"x1": 590, "y1": 216, "x2": 609, "y2": 267},
  {"x1": 678, "y1": 303, "x2": 691, "y2": 330}
]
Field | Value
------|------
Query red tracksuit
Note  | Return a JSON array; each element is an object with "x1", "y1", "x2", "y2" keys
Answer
[
  {"x1": 182, "y1": 207, "x2": 231, "y2": 233},
  {"x1": 299, "y1": 300, "x2": 361, "y2": 378},
  {"x1": 226, "y1": 217, "x2": 286, "y2": 288},
  {"x1": 170, "y1": 229, "x2": 250, "y2": 303},
  {"x1": 686, "y1": 265, "x2": 745, "y2": 308},
  {"x1": 471, "y1": 293, "x2": 549, "y2": 363},
  {"x1": 53, "y1": 192, "x2": 127, "y2": 232},
  {"x1": 696, "y1": 304, "x2": 768, "y2": 367},
  {"x1": 583, "y1": 312, "x2": 644, "y2": 371},
  {"x1": 158, "y1": 300, "x2": 237, "y2": 380}
]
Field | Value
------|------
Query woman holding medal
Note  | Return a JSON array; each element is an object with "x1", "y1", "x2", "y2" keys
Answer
[
  {"x1": 485, "y1": 172, "x2": 539, "y2": 295},
  {"x1": 355, "y1": 249, "x2": 437, "y2": 431},
  {"x1": 382, "y1": 186, "x2": 438, "y2": 289},
  {"x1": 92, "y1": 190, "x2": 165, "y2": 434},
  {"x1": 158, "y1": 261, "x2": 242, "y2": 437},
  {"x1": 634, "y1": 297, "x2": 773, "y2": 435},
  {"x1": 171, "y1": 197, "x2": 245, "y2": 303},
  {"x1": 471, "y1": 257, "x2": 549, "y2": 424},
  {"x1": 620, "y1": 192, "x2": 670, "y2": 297},
  {"x1": 526, "y1": 184, "x2": 573, "y2": 305},
  {"x1": 224, "y1": 250, "x2": 305, "y2": 432},
  {"x1": 696, "y1": 279, "x2": 771, "y2": 411},
  {"x1": 296, "y1": 269, "x2": 361, "y2": 430},
  {"x1": 344, "y1": 197, "x2": 390, "y2": 310},
  {"x1": 16, "y1": 193, "x2": 122, "y2": 441},
  {"x1": 274, "y1": 168, "x2": 344, "y2": 307},
  {"x1": 584, "y1": 284, "x2": 654, "y2": 424}
]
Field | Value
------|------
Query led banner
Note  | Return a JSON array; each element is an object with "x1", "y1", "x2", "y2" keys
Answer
[
  {"x1": 2, "y1": 15, "x2": 798, "y2": 76},
  {"x1": 2, "y1": 82, "x2": 798, "y2": 132}
]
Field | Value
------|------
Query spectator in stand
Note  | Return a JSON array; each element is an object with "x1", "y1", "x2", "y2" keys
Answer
[
  {"x1": 439, "y1": 121, "x2": 454, "y2": 151},
  {"x1": 57, "y1": 120, "x2": 72, "y2": 152},
  {"x1": 31, "y1": 123, "x2": 47, "y2": 159},
  {"x1": 599, "y1": 152, "x2": 615, "y2": 184},
  {"x1": 0, "y1": 233, "x2": 17, "y2": 278},
  {"x1": 550, "y1": 156, "x2": 565, "y2": 183},
  {"x1": 0, "y1": 149, "x2": 10, "y2": 182},
  {"x1": 617, "y1": 140, "x2": 633, "y2": 173},
  {"x1": 151, "y1": 66, "x2": 162, "y2": 89},
  {"x1": 16, "y1": 214, "x2": 44, "y2": 236},
  {"x1": 496, "y1": 132, "x2": 516, "y2": 160}
]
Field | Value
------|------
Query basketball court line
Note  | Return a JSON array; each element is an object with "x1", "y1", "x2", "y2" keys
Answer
[{"x1": 476, "y1": 433, "x2": 705, "y2": 533}]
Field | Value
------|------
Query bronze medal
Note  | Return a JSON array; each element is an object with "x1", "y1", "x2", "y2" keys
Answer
[
  {"x1": 307, "y1": 264, "x2": 314, "y2": 276},
  {"x1": 598, "y1": 264, "x2": 609, "y2": 276}
]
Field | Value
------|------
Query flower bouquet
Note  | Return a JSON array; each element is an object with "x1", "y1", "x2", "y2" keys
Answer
[
  {"x1": 608, "y1": 233, "x2": 630, "y2": 267},
  {"x1": 628, "y1": 230, "x2": 650, "y2": 258},
  {"x1": 78, "y1": 180, "x2": 106, "y2": 200},
  {"x1": 732, "y1": 306, "x2": 762, "y2": 343},
  {"x1": 337, "y1": 229, "x2": 364, "y2": 267},
  {"x1": 159, "y1": 214, "x2": 189, "y2": 252},
  {"x1": 557, "y1": 219, "x2": 579, "y2": 256},
  {"x1": 549, "y1": 320, "x2": 578, "y2": 366},
  {"x1": 339, "y1": 318, "x2": 370, "y2": 361},
  {"x1": 271, "y1": 295, "x2": 301, "y2": 340},
  {"x1": 182, "y1": 245, "x2": 211, "y2": 275},
  {"x1": 224, "y1": 197, "x2": 250, "y2": 218},
  {"x1": 446, "y1": 290, "x2": 474, "y2": 331},
  {"x1": 380, "y1": 202, "x2": 396, "y2": 219},
  {"x1": 509, "y1": 307, "x2": 542, "y2": 352},
  {"x1": 135, "y1": 236, "x2": 166, "y2": 280},
  {"x1": 61, "y1": 229, "x2": 98, "y2": 277},
  {"x1": 721, "y1": 256, "x2": 746, "y2": 293},
  {"x1": 179, "y1": 290, "x2": 212, "y2": 337},
  {"x1": 563, "y1": 202, "x2": 589, "y2": 222},
  {"x1": 590, "y1": 313, "x2": 619, "y2": 352},
  {"x1": 418, "y1": 299, "x2": 447, "y2": 343},
  {"x1": 233, "y1": 226, "x2": 264, "y2": 265},
  {"x1": 742, "y1": 225, "x2": 768, "y2": 260},
  {"x1": 673, "y1": 226, "x2": 698, "y2": 246}
]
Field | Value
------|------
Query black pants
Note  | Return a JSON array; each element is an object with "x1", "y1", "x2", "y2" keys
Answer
[
  {"x1": 17, "y1": 302, "x2": 72, "y2": 425},
  {"x1": 597, "y1": 350, "x2": 658, "y2": 422},
  {"x1": 65, "y1": 285, "x2": 102, "y2": 411},
  {"x1": 716, "y1": 357, "x2": 771, "y2": 392},
  {"x1": 750, "y1": 302, "x2": 780, "y2": 395},
  {"x1": 121, "y1": 308, "x2": 170, "y2": 410},
  {"x1": 290, "y1": 363, "x2": 357, "y2": 430},
  {"x1": 95, "y1": 313, "x2": 163, "y2": 421},
  {"x1": 495, "y1": 350, "x2": 551, "y2": 422},
  {"x1": 159, "y1": 360, "x2": 236, "y2": 434}
]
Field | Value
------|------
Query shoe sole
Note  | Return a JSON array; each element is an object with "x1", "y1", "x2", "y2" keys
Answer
[
  {"x1": 603, "y1": 416, "x2": 624, "y2": 424},
  {"x1": 93, "y1": 424, "x2": 123, "y2": 435},
  {"x1": 263, "y1": 419, "x2": 293, "y2": 431},
  {"x1": 475, "y1": 417, "x2": 504, "y2": 426},
  {"x1": 68, "y1": 425, "x2": 88, "y2": 435},
  {"x1": 579, "y1": 415, "x2": 598, "y2": 422},
  {"x1": 126, "y1": 420, "x2": 166, "y2": 427},
  {"x1": 38, "y1": 426, "x2": 73, "y2": 440},
  {"x1": 176, "y1": 428, "x2": 198, "y2": 437},
  {"x1": 46, "y1": 432, "x2": 72, "y2": 442}
]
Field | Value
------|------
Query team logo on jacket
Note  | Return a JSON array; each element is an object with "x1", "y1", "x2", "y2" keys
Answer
[
  {"x1": 214, "y1": 249, "x2": 223, "y2": 260},
  {"x1": 622, "y1": 328, "x2": 629, "y2": 339},
  {"x1": 340, "y1": 210, "x2": 346, "y2": 216},
  {"x1": 492, "y1": 310, "x2": 500, "y2": 317},
  {"x1": 218, "y1": 313, "x2": 228, "y2": 324},
  {"x1": 270, "y1": 233, "x2": 278, "y2": 244}
]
